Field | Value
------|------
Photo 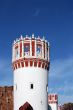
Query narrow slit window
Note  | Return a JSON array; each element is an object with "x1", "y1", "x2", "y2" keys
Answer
[{"x1": 30, "y1": 84, "x2": 33, "y2": 89}]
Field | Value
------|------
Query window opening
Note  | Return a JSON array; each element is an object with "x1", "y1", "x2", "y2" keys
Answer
[
  {"x1": 24, "y1": 44, "x2": 30, "y2": 56},
  {"x1": 37, "y1": 45, "x2": 42, "y2": 57},
  {"x1": 15, "y1": 48, "x2": 19, "y2": 58},
  {"x1": 30, "y1": 84, "x2": 33, "y2": 89}
]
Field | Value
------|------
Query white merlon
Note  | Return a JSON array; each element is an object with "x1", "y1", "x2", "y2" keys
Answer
[
  {"x1": 48, "y1": 42, "x2": 50, "y2": 46},
  {"x1": 13, "y1": 40, "x2": 16, "y2": 44},
  {"x1": 16, "y1": 38, "x2": 19, "y2": 42},
  {"x1": 26, "y1": 35, "x2": 28, "y2": 38},
  {"x1": 20, "y1": 35, "x2": 23, "y2": 39},
  {"x1": 45, "y1": 40, "x2": 47, "y2": 42},
  {"x1": 32, "y1": 34, "x2": 34, "y2": 38},
  {"x1": 37, "y1": 36, "x2": 40, "y2": 39},
  {"x1": 43, "y1": 36, "x2": 45, "y2": 41}
]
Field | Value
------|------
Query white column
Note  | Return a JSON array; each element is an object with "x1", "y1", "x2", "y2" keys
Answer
[
  {"x1": 35, "y1": 39, "x2": 37, "y2": 57},
  {"x1": 45, "y1": 41, "x2": 47, "y2": 60},
  {"x1": 18, "y1": 41, "x2": 20, "y2": 59},
  {"x1": 42, "y1": 41, "x2": 44, "y2": 59},
  {"x1": 14, "y1": 45, "x2": 16, "y2": 61},
  {"x1": 13, "y1": 40, "x2": 16, "y2": 62},
  {"x1": 12, "y1": 44, "x2": 14, "y2": 62},
  {"x1": 30, "y1": 39, "x2": 32, "y2": 57},
  {"x1": 22, "y1": 40, "x2": 24, "y2": 58},
  {"x1": 48, "y1": 42, "x2": 50, "y2": 62}
]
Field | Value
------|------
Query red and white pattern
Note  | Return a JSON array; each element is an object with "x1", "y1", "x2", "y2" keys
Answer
[
  {"x1": 12, "y1": 35, "x2": 50, "y2": 70},
  {"x1": 58, "y1": 105, "x2": 61, "y2": 110},
  {"x1": 48, "y1": 94, "x2": 58, "y2": 104},
  {"x1": 12, "y1": 35, "x2": 50, "y2": 110},
  {"x1": 12, "y1": 58, "x2": 49, "y2": 70}
]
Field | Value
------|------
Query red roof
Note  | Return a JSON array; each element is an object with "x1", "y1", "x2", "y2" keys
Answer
[{"x1": 19, "y1": 102, "x2": 33, "y2": 110}]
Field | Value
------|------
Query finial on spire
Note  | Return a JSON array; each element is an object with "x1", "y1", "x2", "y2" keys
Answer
[
  {"x1": 26, "y1": 35, "x2": 28, "y2": 38},
  {"x1": 48, "y1": 42, "x2": 50, "y2": 46},
  {"x1": 37, "y1": 36, "x2": 40, "y2": 39},
  {"x1": 16, "y1": 38, "x2": 19, "y2": 42},
  {"x1": 14, "y1": 40, "x2": 16, "y2": 44},
  {"x1": 43, "y1": 36, "x2": 45, "y2": 40},
  {"x1": 32, "y1": 34, "x2": 34, "y2": 38},
  {"x1": 20, "y1": 35, "x2": 23, "y2": 40}
]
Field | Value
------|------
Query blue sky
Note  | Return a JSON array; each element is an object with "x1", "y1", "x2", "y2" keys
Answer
[{"x1": 0, "y1": 0, "x2": 73, "y2": 105}]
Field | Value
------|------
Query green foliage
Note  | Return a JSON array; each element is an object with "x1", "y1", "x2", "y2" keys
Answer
[{"x1": 61, "y1": 103, "x2": 73, "y2": 110}]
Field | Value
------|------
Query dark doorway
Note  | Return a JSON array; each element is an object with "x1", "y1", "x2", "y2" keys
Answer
[{"x1": 19, "y1": 102, "x2": 33, "y2": 110}]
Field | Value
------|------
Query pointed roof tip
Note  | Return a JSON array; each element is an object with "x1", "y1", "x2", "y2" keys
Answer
[
  {"x1": 32, "y1": 33, "x2": 34, "y2": 38},
  {"x1": 13, "y1": 40, "x2": 16, "y2": 44},
  {"x1": 37, "y1": 35, "x2": 40, "y2": 39},
  {"x1": 43, "y1": 36, "x2": 45, "y2": 40},
  {"x1": 16, "y1": 38, "x2": 19, "y2": 42},
  {"x1": 20, "y1": 35, "x2": 23, "y2": 39},
  {"x1": 48, "y1": 42, "x2": 50, "y2": 46},
  {"x1": 26, "y1": 35, "x2": 28, "y2": 38}
]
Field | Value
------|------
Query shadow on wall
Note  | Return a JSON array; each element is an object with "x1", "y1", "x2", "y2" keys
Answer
[{"x1": 48, "y1": 105, "x2": 52, "y2": 110}]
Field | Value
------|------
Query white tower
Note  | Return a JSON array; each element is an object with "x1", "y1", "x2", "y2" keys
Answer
[
  {"x1": 48, "y1": 94, "x2": 58, "y2": 110},
  {"x1": 12, "y1": 34, "x2": 50, "y2": 110}
]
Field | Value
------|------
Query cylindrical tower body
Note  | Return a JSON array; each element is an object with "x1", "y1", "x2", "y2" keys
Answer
[
  {"x1": 48, "y1": 94, "x2": 58, "y2": 110},
  {"x1": 12, "y1": 34, "x2": 50, "y2": 110}
]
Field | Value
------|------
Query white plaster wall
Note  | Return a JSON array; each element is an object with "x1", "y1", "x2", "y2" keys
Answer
[
  {"x1": 14, "y1": 67, "x2": 48, "y2": 110},
  {"x1": 49, "y1": 103, "x2": 58, "y2": 110}
]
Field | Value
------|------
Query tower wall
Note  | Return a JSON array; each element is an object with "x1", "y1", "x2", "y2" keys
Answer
[
  {"x1": 12, "y1": 34, "x2": 50, "y2": 110},
  {"x1": 14, "y1": 67, "x2": 48, "y2": 110}
]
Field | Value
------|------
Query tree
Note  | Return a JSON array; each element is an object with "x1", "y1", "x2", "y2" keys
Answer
[{"x1": 61, "y1": 103, "x2": 73, "y2": 110}]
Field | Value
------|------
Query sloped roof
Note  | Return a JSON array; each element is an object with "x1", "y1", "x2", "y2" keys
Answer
[{"x1": 19, "y1": 101, "x2": 33, "y2": 110}]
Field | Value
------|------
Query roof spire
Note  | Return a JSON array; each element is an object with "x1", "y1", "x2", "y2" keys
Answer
[
  {"x1": 32, "y1": 33, "x2": 34, "y2": 38},
  {"x1": 20, "y1": 35, "x2": 23, "y2": 39},
  {"x1": 43, "y1": 36, "x2": 45, "y2": 40}
]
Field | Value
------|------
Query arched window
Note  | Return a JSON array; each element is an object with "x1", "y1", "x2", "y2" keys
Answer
[
  {"x1": 15, "y1": 46, "x2": 19, "y2": 59},
  {"x1": 37, "y1": 44, "x2": 42, "y2": 57},
  {"x1": 24, "y1": 43, "x2": 30, "y2": 56}
]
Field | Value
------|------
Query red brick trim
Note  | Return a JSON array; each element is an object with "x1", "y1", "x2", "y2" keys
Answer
[
  {"x1": 32, "y1": 40, "x2": 35, "y2": 56},
  {"x1": 48, "y1": 101, "x2": 58, "y2": 104},
  {"x1": 20, "y1": 42, "x2": 22, "y2": 57},
  {"x1": 12, "y1": 58, "x2": 49, "y2": 71}
]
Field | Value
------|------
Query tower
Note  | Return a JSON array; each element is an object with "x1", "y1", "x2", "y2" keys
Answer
[
  {"x1": 12, "y1": 34, "x2": 50, "y2": 110},
  {"x1": 48, "y1": 94, "x2": 58, "y2": 110}
]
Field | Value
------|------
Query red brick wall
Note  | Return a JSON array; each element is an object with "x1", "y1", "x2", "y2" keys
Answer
[{"x1": 0, "y1": 86, "x2": 13, "y2": 110}]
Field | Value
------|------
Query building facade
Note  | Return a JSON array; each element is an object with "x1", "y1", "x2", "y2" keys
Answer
[
  {"x1": 0, "y1": 86, "x2": 60, "y2": 110},
  {"x1": 0, "y1": 86, "x2": 13, "y2": 110}
]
